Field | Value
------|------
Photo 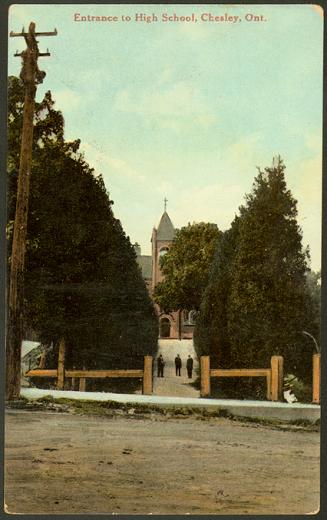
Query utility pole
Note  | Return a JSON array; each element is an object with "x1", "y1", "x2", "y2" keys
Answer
[{"x1": 6, "y1": 22, "x2": 57, "y2": 400}]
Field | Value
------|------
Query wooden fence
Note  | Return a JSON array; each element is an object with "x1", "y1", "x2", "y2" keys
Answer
[
  {"x1": 26, "y1": 350, "x2": 320, "y2": 403},
  {"x1": 26, "y1": 355, "x2": 153, "y2": 395},
  {"x1": 200, "y1": 355, "x2": 284, "y2": 401}
]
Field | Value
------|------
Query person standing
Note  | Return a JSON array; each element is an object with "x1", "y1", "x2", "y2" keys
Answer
[
  {"x1": 175, "y1": 354, "x2": 182, "y2": 376},
  {"x1": 157, "y1": 354, "x2": 165, "y2": 377},
  {"x1": 186, "y1": 355, "x2": 193, "y2": 379}
]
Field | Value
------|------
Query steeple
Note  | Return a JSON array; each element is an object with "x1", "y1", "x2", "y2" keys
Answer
[{"x1": 157, "y1": 211, "x2": 175, "y2": 241}]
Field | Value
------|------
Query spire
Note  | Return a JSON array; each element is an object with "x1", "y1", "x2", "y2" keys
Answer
[
  {"x1": 157, "y1": 210, "x2": 175, "y2": 241},
  {"x1": 164, "y1": 197, "x2": 168, "y2": 212}
]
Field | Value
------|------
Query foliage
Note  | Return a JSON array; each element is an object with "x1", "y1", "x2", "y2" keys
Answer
[
  {"x1": 193, "y1": 218, "x2": 240, "y2": 368},
  {"x1": 284, "y1": 374, "x2": 312, "y2": 403},
  {"x1": 195, "y1": 158, "x2": 318, "y2": 384},
  {"x1": 7, "y1": 76, "x2": 158, "y2": 371},
  {"x1": 154, "y1": 222, "x2": 222, "y2": 312},
  {"x1": 305, "y1": 270, "x2": 321, "y2": 345}
]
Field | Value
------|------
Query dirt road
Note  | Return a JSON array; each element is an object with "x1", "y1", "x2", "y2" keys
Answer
[{"x1": 5, "y1": 409, "x2": 319, "y2": 515}]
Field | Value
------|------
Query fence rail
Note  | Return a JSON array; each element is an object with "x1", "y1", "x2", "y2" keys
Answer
[
  {"x1": 65, "y1": 370, "x2": 144, "y2": 378},
  {"x1": 25, "y1": 352, "x2": 320, "y2": 403},
  {"x1": 201, "y1": 356, "x2": 283, "y2": 401},
  {"x1": 210, "y1": 369, "x2": 271, "y2": 378},
  {"x1": 25, "y1": 355, "x2": 153, "y2": 395},
  {"x1": 26, "y1": 369, "x2": 57, "y2": 378}
]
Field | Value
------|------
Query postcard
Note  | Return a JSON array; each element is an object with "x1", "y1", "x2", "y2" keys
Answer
[{"x1": 5, "y1": 3, "x2": 322, "y2": 515}]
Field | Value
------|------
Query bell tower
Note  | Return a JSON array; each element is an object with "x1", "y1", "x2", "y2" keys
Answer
[
  {"x1": 151, "y1": 201, "x2": 175, "y2": 291},
  {"x1": 151, "y1": 202, "x2": 181, "y2": 339}
]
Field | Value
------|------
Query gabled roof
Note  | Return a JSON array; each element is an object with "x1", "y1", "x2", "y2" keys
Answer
[
  {"x1": 157, "y1": 211, "x2": 175, "y2": 241},
  {"x1": 21, "y1": 340, "x2": 41, "y2": 357}
]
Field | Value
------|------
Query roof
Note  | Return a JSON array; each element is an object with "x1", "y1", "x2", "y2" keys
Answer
[
  {"x1": 137, "y1": 255, "x2": 152, "y2": 279},
  {"x1": 21, "y1": 340, "x2": 41, "y2": 357},
  {"x1": 156, "y1": 211, "x2": 175, "y2": 241}
]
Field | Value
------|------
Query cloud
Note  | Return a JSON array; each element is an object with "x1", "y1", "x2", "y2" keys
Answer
[
  {"x1": 293, "y1": 151, "x2": 322, "y2": 269},
  {"x1": 178, "y1": 18, "x2": 216, "y2": 41},
  {"x1": 289, "y1": 131, "x2": 322, "y2": 208},
  {"x1": 210, "y1": 133, "x2": 269, "y2": 186},
  {"x1": 225, "y1": 134, "x2": 264, "y2": 169},
  {"x1": 304, "y1": 132, "x2": 322, "y2": 155},
  {"x1": 80, "y1": 141, "x2": 145, "y2": 183},
  {"x1": 172, "y1": 182, "x2": 244, "y2": 231},
  {"x1": 53, "y1": 88, "x2": 82, "y2": 112},
  {"x1": 115, "y1": 81, "x2": 206, "y2": 116},
  {"x1": 113, "y1": 81, "x2": 217, "y2": 133},
  {"x1": 158, "y1": 67, "x2": 174, "y2": 85},
  {"x1": 154, "y1": 180, "x2": 175, "y2": 197}
]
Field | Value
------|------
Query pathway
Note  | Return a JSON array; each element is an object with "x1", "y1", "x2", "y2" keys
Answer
[{"x1": 153, "y1": 339, "x2": 200, "y2": 397}]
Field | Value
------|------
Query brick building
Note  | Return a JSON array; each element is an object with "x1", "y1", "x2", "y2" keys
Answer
[{"x1": 136, "y1": 211, "x2": 195, "y2": 339}]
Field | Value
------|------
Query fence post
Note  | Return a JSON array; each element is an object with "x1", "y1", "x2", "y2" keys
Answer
[
  {"x1": 200, "y1": 356, "x2": 210, "y2": 397},
  {"x1": 57, "y1": 337, "x2": 65, "y2": 390},
  {"x1": 266, "y1": 370, "x2": 271, "y2": 400},
  {"x1": 312, "y1": 353, "x2": 321, "y2": 404},
  {"x1": 270, "y1": 355, "x2": 283, "y2": 401},
  {"x1": 71, "y1": 365, "x2": 76, "y2": 390},
  {"x1": 143, "y1": 355, "x2": 153, "y2": 395},
  {"x1": 79, "y1": 378, "x2": 86, "y2": 392},
  {"x1": 38, "y1": 351, "x2": 46, "y2": 369}
]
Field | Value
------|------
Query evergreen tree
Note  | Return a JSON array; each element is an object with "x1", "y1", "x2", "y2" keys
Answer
[
  {"x1": 7, "y1": 76, "x2": 158, "y2": 374},
  {"x1": 304, "y1": 270, "x2": 321, "y2": 348},
  {"x1": 227, "y1": 158, "x2": 316, "y2": 380},
  {"x1": 195, "y1": 158, "x2": 318, "y2": 387},
  {"x1": 194, "y1": 218, "x2": 240, "y2": 368}
]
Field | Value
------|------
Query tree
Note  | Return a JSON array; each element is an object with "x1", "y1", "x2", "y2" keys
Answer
[
  {"x1": 227, "y1": 158, "x2": 317, "y2": 379},
  {"x1": 305, "y1": 271, "x2": 321, "y2": 333},
  {"x1": 195, "y1": 158, "x2": 318, "y2": 385},
  {"x1": 7, "y1": 77, "x2": 158, "y2": 380},
  {"x1": 194, "y1": 218, "x2": 240, "y2": 368},
  {"x1": 154, "y1": 222, "x2": 222, "y2": 312}
]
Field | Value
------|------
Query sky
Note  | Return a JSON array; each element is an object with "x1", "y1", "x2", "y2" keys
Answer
[{"x1": 8, "y1": 4, "x2": 323, "y2": 270}]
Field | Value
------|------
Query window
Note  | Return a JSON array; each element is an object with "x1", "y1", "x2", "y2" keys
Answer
[
  {"x1": 183, "y1": 310, "x2": 197, "y2": 326},
  {"x1": 159, "y1": 247, "x2": 169, "y2": 258},
  {"x1": 160, "y1": 317, "x2": 171, "y2": 338}
]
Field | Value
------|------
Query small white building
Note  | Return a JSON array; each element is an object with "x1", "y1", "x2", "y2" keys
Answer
[{"x1": 21, "y1": 340, "x2": 44, "y2": 387}]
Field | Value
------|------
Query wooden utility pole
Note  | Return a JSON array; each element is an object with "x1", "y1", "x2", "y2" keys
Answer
[{"x1": 6, "y1": 22, "x2": 57, "y2": 400}]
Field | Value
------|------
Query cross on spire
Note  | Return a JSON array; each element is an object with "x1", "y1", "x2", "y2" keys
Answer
[{"x1": 164, "y1": 197, "x2": 168, "y2": 212}]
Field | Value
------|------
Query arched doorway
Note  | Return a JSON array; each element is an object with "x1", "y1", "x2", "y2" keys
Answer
[{"x1": 160, "y1": 317, "x2": 171, "y2": 338}]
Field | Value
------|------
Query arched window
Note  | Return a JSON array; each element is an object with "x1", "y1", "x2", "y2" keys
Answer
[
  {"x1": 159, "y1": 247, "x2": 169, "y2": 259},
  {"x1": 183, "y1": 310, "x2": 197, "y2": 326},
  {"x1": 160, "y1": 317, "x2": 171, "y2": 338}
]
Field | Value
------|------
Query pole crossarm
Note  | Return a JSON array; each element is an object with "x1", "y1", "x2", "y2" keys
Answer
[
  {"x1": 14, "y1": 52, "x2": 51, "y2": 57},
  {"x1": 10, "y1": 22, "x2": 57, "y2": 87},
  {"x1": 10, "y1": 28, "x2": 57, "y2": 37}
]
